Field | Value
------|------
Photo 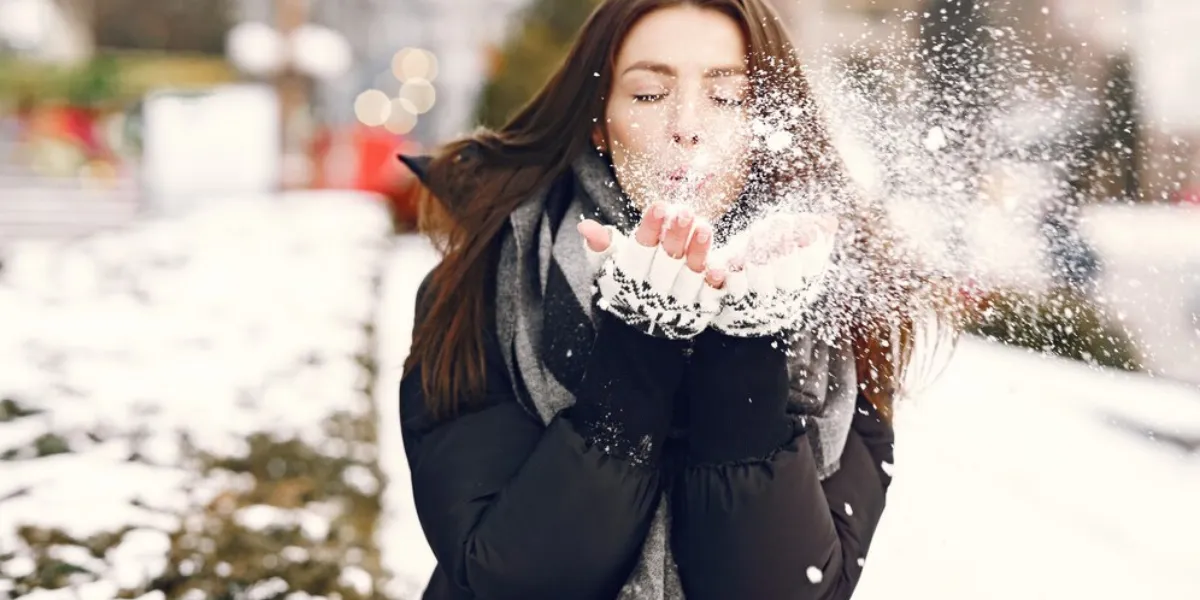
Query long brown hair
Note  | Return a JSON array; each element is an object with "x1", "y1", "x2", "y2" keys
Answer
[{"x1": 406, "y1": 0, "x2": 959, "y2": 421}]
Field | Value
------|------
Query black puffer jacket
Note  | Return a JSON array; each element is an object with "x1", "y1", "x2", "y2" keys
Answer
[
  {"x1": 399, "y1": 164, "x2": 895, "y2": 600},
  {"x1": 401, "y1": 290, "x2": 894, "y2": 599}
]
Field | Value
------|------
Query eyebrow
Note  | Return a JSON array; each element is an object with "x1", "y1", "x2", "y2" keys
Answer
[{"x1": 621, "y1": 61, "x2": 748, "y2": 78}]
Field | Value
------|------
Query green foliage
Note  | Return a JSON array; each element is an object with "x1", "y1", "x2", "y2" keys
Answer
[
  {"x1": 475, "y1": 0, "x2": 600, "y2": 129},
  {"x1": 0, "y1": 52, "x2": 236, "y2": 107},
  {"x1": 964, "y1": 287, "x2": 1143, "y2": 372},
  {"x1": 0, "y1": 397, "x2": 42, "y2": 422},
  {"x1": 1, "y1": 335, "x2": 387, "y2": 598},
  {"x1": 65, "y1": 55, "x2": 121, "y2": 107},
  {"x1": 0, "y1": 55, "x2": 121, "y2": 107}
]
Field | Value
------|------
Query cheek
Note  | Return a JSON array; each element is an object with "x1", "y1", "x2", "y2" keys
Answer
[
  {"x1": 604, "y1": 103, "x2": 664, "y2": 208},
  {"x1": 706, "y1": 114, "x2": 751, "y2": 180},
  {"x1": 713, "y1": 112, "x2": 751, "y2": 157},
  {"x1": 606, "y1": 102, "x2": 668, "y2": 159}
]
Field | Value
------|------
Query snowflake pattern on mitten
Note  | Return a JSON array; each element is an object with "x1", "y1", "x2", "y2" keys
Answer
[
  {"x1": 586, "y1": 227, "x2": 725, "y2": 340},
  {"x1": 710, "y1": 213, "x2": 839, "y2": 337}
]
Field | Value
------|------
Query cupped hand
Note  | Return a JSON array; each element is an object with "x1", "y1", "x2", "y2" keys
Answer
[
  {"x1": 580, "y1": 202, "x2": 730, "y2": 339},
  {"x1": 715, "y1": 212, "x2": 839, "y2": 288},
  {"x1": 708, "y1": 212, "x2": 840, "y2": 337},
  {"x1": 578, "y1": 202, "x2": 725, "y2": 288}
]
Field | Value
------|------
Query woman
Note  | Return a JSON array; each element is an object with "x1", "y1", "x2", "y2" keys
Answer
[{"x1": 399, "y1": 1, "x2": 954, "y2": 599}]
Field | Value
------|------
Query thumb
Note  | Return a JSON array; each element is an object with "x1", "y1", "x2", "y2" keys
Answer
[{"x1": 578, "y1": 219, "x2": 612, "y2": 252}]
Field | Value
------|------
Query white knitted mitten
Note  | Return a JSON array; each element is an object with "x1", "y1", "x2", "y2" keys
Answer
[
  {"x1": 585, "y1": 226, "x2": 725, "y2": 340},
  {"x1": 710, "y1": 213, "x2": 838, "y2": 337}
]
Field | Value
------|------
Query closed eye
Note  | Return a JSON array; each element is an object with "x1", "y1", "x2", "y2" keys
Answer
[
  {"x1": 712, "y1": 96, "x2": 744, "y2": 107},
  {"x1": 633, "y1": 93, "x2": 666, "y2": 103}
]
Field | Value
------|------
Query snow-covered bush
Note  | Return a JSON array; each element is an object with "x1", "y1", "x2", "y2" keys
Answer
[
  {"x1": 0, "y1": 192, "x2": 396, "y2": 599},
  {"x1": 964, "y1": 287, "x2": 1142, "y2": 371}
]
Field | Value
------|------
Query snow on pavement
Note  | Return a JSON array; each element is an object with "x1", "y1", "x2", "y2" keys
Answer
[
  {"x1": 857, "y1": 337, "x2": 1200, "y2": 600},
  {"x1": 0, "y1": 192, "x2": 395, "y2": 599}
]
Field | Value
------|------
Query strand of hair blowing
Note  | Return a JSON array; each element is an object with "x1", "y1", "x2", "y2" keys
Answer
[{"x1": 404, "y1": 3, "x2": 620, "y2": 420}]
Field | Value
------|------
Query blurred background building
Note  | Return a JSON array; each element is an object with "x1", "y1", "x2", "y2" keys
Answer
[{"x1": 0, "y1": 0, "x2": 534, "y2": 234}]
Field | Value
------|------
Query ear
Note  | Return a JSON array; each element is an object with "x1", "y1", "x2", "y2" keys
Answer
[
  {"x1": 591, "y1": 125, "x2": 607, "y2": 152},
  {"x1": 397, "y1": 154, "x2": 432, "y2": 185}
]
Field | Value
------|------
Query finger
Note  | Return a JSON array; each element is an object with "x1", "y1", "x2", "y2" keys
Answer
[
  {"x1": 699, "y1": 273, "x2": 726, "y2": 310},
  {"x1": 614, "y1": 234, "x2": 657, "y2": 280},
  {"x1": 577, "y1": 219, "x2": 612, "y2": 252},
  {"x1": 727, "y1": 254, "x2": 746, "y2": 273},
  {"x1": 661, "y1": 206, "x2": 694, "y2": 259},
  {"x1": 793, "y1": 219, "x2": 821, "y2": 248},
  {"x1": 635, "y1": 202, "x2": 668, "y2": 247},
  {"x1": 685, "y1": 222, "x2": 712, "y2": 273},
  {"x1": 705, "y1": 267, "x2": 726, "y2": 289}
]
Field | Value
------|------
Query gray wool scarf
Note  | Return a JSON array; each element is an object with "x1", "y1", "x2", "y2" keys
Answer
[{"x1": 494, "y1": 151, "x2": 858, "y2": 600}]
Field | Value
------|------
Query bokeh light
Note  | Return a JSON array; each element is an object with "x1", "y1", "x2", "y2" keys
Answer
[
  {"x1": 354, "y1": 90, "x2": 392, "y2": 127},
  {"x1": 384, "y1": 100, "x2": 417, "y2": 134},
  {"x1": 290, "y1": 24, "x2": 353, "y2": 80},
  {"x1": 398, "y1": 98, "x2": 419, "y2": 115},
  {"x1": 226, "y1": 21, "x2": 286, "y2": 76},
  {"x1": 391, "y1": 48, "x2": 439, "y2": 82},
  {"x1": 398, "y1": 79, "x2": 437, "y2": 115}
]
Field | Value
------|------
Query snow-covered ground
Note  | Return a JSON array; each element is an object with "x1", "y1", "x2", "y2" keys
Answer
[
  {"x1": 857, "y1": 337, "x2": 1200, "y2": 600},
  {"x1": 0, "y1": 193, "x2": 394, "y2": 599}
]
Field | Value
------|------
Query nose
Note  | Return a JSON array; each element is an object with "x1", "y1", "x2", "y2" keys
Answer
[
  {"x1": 670, "y1": 98, "x2": 702, "y2": 147},
  {"x1": 672, "y1": 131, "x2": 700, "y2": 146}
]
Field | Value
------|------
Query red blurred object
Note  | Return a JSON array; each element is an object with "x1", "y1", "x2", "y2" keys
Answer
[
  {"x1": 1174, "y1": 186, "x2": 1200, "y2": 206},
  {"x1": 311, "y1": 125, "x2": 426, "y2": 229},
  {"x1": 60, "y1": 106, "x2": 103, "y2": 156},
  {"x1": 24, "y1": 104, "x2": 109, "y2": 159}
]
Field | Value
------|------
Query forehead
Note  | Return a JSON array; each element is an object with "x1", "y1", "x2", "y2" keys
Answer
[{"x1": 615, "y1": 6, "x2": 747, "y2": 71}]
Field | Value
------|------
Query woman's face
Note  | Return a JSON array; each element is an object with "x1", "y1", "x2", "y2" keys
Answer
[{"x1": 600, "y1": 5, "x2": 752, "y2": 219}]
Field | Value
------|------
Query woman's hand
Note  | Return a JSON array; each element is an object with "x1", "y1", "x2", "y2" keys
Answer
[
  {"x1": 578, "y1": 202, "x2": 726, "y2": 339},
  {"x1": 708, "y1": 212, "x2": 839, "y2": 337},
  {"x1": 579, "y1": 202, "x2": 727, "y2": 288}
]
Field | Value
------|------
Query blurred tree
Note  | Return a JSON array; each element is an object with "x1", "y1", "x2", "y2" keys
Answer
[
  {"x1": 90, "y1": 0, "x2": 235, "y2": 54},
  {"x1": 474, "y1": 0, "x2": 599, "y2": 129}
]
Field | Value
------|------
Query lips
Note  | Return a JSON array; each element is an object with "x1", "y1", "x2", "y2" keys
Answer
[{"x1": 665, "y1": 169, "x2": 713, "y2": 189}]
